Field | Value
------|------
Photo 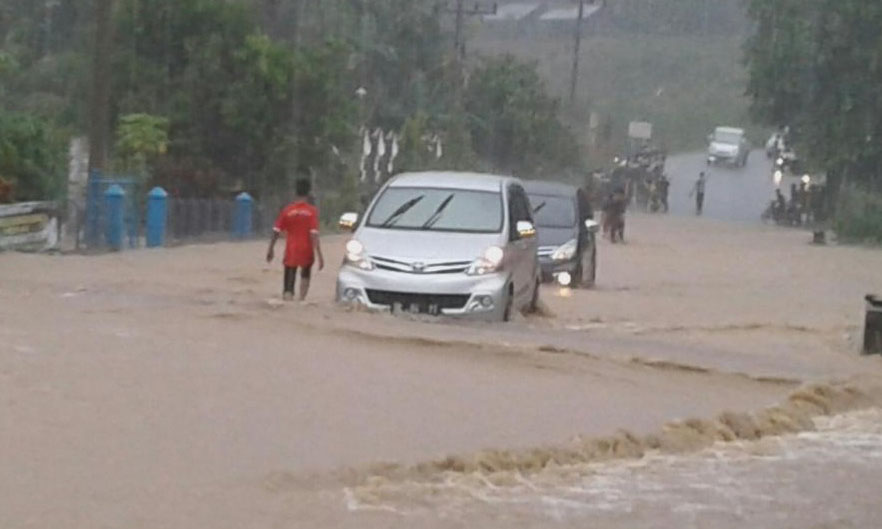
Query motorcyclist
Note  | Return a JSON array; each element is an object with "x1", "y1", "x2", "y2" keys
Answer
[{"x1": 775, "y1": 188, "x2": 787, "y2": 222}]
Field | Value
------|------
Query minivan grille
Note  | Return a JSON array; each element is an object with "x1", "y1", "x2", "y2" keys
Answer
[{"x1": 371, "y1": 255, "x2": 471, "y2": 275}]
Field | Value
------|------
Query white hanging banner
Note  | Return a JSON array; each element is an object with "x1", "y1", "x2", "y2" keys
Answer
[
  {"x1": 435, "y1": 135, "x2": 443, "y2": 159},
  {"x1": 360, "y1": 130, "x2": 372, "y2": 181},
  {"x1": 373, "y1": 129, "x2": 386, "y2": 182},
  {"x1": 388, "y1": 134, "x2": 400, "y2": 174}
]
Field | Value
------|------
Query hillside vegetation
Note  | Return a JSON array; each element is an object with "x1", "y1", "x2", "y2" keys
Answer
[{"x1": 473, "y1": 0, "x2": 756, "y2": 157}]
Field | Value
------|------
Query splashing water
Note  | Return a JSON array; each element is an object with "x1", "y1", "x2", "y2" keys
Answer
[{"x1": 346, "y1": 408, "x2": 882, "y2": 528}]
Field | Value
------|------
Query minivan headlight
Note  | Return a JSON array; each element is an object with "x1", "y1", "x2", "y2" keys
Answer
[
  {"x1": 467, "y1": 246, "x2": 504, "y2": 276},
  {"x1": 344, "y1": 239, "x2": 373, "y2": 271},
  {"x1": 552, "y1": 239, "x2": 578, "y2": 262}
]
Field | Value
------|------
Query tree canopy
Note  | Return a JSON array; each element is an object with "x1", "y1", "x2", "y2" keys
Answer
[
  {"x1": 0, "y1": 0, "x2": 582, "y2": 204},
  {"x1": 745, "y1": 0, "x2": 882, "y2": 189}
]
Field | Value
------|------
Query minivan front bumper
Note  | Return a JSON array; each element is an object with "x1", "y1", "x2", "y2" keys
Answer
[
  {"x1": 707, "y1": 151, "x2": 738, "y2": 164},
  {"x1": 336, "y1": 265, "x2": 509, "y2": 320}
]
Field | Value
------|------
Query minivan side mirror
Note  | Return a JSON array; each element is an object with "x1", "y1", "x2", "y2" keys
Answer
[
  {"x1": 338, "y1": 212, "x2": 359, "y2": 232},
  {"x1": 584, "y1": 219, "x2": 600, "y2": 234},
  {"x1": 516, "y1": 220, "x2": 536, "y2": 239},
  {"x1": 707, "y1": 133, "x2": 714, "y2": 144}
]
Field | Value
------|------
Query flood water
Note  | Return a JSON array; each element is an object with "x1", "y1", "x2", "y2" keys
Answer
[{"x1": 346, "y1": 408, "x2": 882, "y2": 528}]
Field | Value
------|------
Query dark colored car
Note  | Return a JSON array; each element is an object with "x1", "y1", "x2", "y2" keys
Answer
[{"x1": 524, "y1": 181, "x2": 599, "y2": 288}]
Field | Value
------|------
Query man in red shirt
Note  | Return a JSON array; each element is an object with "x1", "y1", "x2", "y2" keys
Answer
[{"x1": 266, "y1": 179, "x2": 324, "y2": 301}]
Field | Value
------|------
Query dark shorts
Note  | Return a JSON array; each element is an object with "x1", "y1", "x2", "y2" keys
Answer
[{"x1": 283, "y1": 265, "x2": 312, "y2": 293}]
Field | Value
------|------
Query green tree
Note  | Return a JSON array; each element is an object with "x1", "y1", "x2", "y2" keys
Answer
[
  {"x1": 745, "y1": 0, "x2": 882, "y2": 190},
  {"x1": 0, "y1": 112, "x2": 65, "y2": 202},
  {"x1": 114, "y1": 113, "x2": 169, "y2": 176},
  {"x1": 465, "y1": 56, "x2": 580, "y2": 177},
  {"x1": 290, "y1": 41, "x2": 358, "y2": 186}
]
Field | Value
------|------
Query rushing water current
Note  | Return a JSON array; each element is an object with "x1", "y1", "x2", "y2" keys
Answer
[{"x1": 346, "y1": 408, "x2": 882, "y2": 528}]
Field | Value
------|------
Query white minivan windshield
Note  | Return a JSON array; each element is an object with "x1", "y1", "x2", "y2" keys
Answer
[
  {"x1": 714, "y1": 129, "x2": 742, "y2": 145},
  {"x1": 366, "y1": 187, "x2": 503, "y2": 233}
]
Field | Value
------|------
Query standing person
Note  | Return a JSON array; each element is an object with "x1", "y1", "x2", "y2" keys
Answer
[
  {"x1": 689, "y1": 172, "x2": 707, "y2": 216},
  {"x1": 658, "y1": 174, "x2": 671, "y2": 213},
  {"x1": 266, "y1": 178, "x2": 325, "y2": 301},
  {"x1": 602, "y1": 188, "x2": 628, "y2": 243},
  {"x1": 788, "y1": 183, "x2": 801, "y2": 226}
]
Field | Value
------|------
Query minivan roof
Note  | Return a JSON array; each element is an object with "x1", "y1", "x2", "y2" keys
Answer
[
  {"x1": 523, "y1": 180, "x2": 578, "y2": 197},
  {"x1": 715, "y1": 126, "x2": 744, "y2": 135},
  {"x1": 387, "y1": 171, "x2": 517, "y2": 193}
]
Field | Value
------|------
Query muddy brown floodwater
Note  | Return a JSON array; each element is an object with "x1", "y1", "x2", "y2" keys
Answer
[{"x1": 2, "y1": 213, "x2": 881, "y2": 528}]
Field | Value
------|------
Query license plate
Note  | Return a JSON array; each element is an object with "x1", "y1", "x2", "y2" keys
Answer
[{"x1": 392, "y1": 302, "x2": 440, "y2": 315}]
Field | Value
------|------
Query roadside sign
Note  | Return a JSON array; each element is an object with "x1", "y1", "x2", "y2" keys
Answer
[
  {"x1": 628, "y1": 121, "x2": 653, "y2": 140},
  {"x1": 0, "y1": 201, "x2": 59, "y2": 251}
]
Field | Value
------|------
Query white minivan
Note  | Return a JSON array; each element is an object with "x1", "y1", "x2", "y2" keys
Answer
[{"x1": 336, "y1": 172, "x2": 541, "y2": 321}]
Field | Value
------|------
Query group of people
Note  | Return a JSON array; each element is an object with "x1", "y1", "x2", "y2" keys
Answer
[
  {"x1": 636, "y1": 170, "x2": 671, "y2": 214},
  {"x1": 593, "y1": 149, "x2": 673, "y2": 243},
  {"x1": 768, "y1": 181, "x2": 827, "y2": 226}
]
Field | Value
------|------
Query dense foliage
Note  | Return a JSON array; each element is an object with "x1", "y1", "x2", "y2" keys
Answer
[
  {"x1": 744, "y1": 0, "x2": 882, "y2": 239},
  {"x1": 466, "y1": 56, "x2": 580, "y2": 178},
  {"x1": 745, "y1": 0, "x2": 882, "y2": 189},
  {"x1": 747, "y1": 0, "x2": 882, "y2": 239},
  {"x1": 0, "y1": 0, "x2": 583, "y2": 204},
  {"x1": 0, "y1": 112, "x2": 65, "y2": 202}
]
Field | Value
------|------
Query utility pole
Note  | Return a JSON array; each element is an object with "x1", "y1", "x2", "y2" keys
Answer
[
  {"x1": 569, "y1": 0, "x2": 585, "y2": 105},
  {"x1": 88, "y1": 0, "x2": 114, "y2": 175},
  {"x1": 569, "y1": 0, "x2": 602, "y2": 106},
  {"x1": 442, "y1": 1, "x2": 497, "y2": 68}
]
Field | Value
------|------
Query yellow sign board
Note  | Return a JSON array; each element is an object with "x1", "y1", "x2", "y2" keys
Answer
[{"x1": 0, "y1": 213, "x2": 49, "y2": 236}]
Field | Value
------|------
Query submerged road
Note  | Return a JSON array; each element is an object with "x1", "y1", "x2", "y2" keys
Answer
[{"x1": 664, "y1": 149, "x2": 776, "y2": 223}]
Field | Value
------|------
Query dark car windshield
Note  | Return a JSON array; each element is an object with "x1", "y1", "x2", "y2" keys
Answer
[
  {"x1": 366, "y1": 187, "x2": 503, "y2": 233},
  {"x1": 528, "y1": 194, "x2": 576, "y2": 228}
]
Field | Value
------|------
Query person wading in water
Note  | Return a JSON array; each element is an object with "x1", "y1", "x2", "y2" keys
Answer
[{"x1": 690, "y1": 172, "x2": 708, "y2": 216}]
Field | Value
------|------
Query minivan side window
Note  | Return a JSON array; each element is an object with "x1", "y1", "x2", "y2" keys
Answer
[{"x1": 508, "y1": 186, "x2": 532, "y2": 241}]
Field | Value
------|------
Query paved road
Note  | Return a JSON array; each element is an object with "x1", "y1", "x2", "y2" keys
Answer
[{"x1": 664, "y1": 150, "x2": 776, "y2": 223}]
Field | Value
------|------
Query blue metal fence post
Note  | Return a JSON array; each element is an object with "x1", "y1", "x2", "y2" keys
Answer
[
  {"x1": 234, "y1": 192, "x2": 253, "y2": 239},
  {"x1": 146, "y1": 187, "x2": 168, "y2": 248},
  {"x1": 104, "y1": 184, "x2": 125, "y2": 251}
]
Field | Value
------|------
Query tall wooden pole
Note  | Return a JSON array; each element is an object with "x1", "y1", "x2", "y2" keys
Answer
[
  {"x1": 569, "y1": 0, "x2": 585, "y2": 105},
  {"x1": 88, "y1": 0, "x2": 114, "y2": 175}
]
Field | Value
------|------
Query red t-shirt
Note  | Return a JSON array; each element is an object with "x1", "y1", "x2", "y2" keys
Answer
[{"x1": 273, "y1": 201, "x2": 319, "y2": 267}]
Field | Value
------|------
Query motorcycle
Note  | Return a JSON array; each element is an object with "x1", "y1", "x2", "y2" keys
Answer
[
  {"x1": 761, "y1": 197, "x2": 796, "y2": 226},
  {"x1": 774, "y1": 148, "x2": 800, "y2": 175}
]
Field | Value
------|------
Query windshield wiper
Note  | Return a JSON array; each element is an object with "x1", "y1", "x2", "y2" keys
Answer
[
  {"x1": 533, "y1": 201, "x2": 547, "y2": 214},
  {"x1": 379, "y1": 195, "x2": 424, "y2": 227},
  {"x1": 420, "y1": 193, "x2": 455, "y2": 230}
]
